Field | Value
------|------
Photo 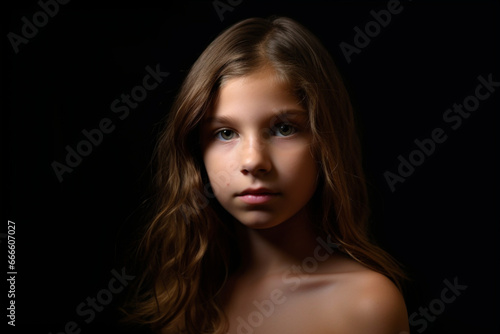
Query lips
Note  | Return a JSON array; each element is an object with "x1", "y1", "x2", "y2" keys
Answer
[
  {"x1": 236, "y1": 188, "x2": 279, "y2": 204},
  {"x1": 238, "y1": 188, "x2": 276, "y2": 196}
]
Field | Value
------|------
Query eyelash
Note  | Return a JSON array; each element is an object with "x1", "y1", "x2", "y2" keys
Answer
[{"x1": 214, "y1": 123, "x2": 299, "y2": 141}]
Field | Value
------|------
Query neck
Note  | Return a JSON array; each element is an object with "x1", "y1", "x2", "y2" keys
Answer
[{"x1": 237, "y1": 208, "x2": 320, "y2": 278}]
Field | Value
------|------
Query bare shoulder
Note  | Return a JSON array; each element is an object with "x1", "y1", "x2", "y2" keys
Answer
[{"x1": 317, "y1": 254, "x2": 409, "y2": 333}]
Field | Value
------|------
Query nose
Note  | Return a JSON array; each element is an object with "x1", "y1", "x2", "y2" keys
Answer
[{"x1": 239, "y1": 135, "x2": 272, "y2": 176}]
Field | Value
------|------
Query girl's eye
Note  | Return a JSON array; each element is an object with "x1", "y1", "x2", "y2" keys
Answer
[
  {"x1": 274, "y1": 123, "x2": 297, "y2": 137},
  {"x1": 216, "y1": 129, "x2": 236, "y2": 141}
]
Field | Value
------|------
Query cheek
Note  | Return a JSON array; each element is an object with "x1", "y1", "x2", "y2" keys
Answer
[
  {"x1": 275, "y1": 145, "x2": 318, "y2": 191},
  {"x1": 203, "y1": 148, "x2": 238, "y2": 197}
]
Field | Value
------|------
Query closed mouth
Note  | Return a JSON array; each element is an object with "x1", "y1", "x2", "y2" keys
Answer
[{"x1": 237, "y1": 188, "x2": 278, "y2": 196}]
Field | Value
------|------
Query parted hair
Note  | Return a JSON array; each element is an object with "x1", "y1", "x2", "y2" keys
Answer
[{"x1": 122, "y1": 16, "x2": 406, "y2": 333}]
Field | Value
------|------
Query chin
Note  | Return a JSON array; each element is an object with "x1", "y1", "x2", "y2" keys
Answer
[
  {"x1": 233, "y1": 212, "x2": 284, "y2": 230},
  {"x1": 241, "y1": 221, "x2": 283, "y2": 230},
  {"x1": 236, "y1": 212, "x2": 300, "y2": 230}
]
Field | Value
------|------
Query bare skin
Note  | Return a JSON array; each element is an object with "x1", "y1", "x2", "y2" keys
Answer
[
  {"x1": 202, "y1": 68, "x2": 409, "y2": 333},
  {"x1": 221, "y1": 216, "x2": 410, "y2": 334}
]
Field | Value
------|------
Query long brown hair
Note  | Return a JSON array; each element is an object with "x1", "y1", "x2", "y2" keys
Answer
[{"x1": 122, "y1": 16, "x2": 406, "y2": 333}]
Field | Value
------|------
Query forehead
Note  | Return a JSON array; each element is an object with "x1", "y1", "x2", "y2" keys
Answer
[{"x1": 207, "y1": 69, "x2": 306, "y2": 122}]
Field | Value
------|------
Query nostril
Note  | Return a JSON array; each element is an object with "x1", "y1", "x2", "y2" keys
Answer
[{"x1": 239, "y1": 138, "x2": 272, "y2": 176}]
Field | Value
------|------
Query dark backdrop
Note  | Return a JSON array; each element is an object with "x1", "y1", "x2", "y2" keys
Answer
[{"x1": 4, "y1": 1, "x2": 499, "y2": 333}]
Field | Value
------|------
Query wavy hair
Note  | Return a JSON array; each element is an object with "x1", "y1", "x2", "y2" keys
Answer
[{"x1": 122, "y1": 16, "x2": 406, "y2": 333}]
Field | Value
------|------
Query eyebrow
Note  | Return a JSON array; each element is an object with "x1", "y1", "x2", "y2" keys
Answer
[
  {"x1": 275, "y1": 109, "x2": 308, "y2": 118},
  {"x1": 203, "y1": 114, "x2": 234, "y2": 125},
  {"x1": 203, "y1": 109, "x2": 308, "y2": 125}
]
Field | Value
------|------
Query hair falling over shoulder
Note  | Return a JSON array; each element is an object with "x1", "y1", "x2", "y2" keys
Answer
[{"x1": 121, "y1": 16, "x2": 407, "y2": 333}]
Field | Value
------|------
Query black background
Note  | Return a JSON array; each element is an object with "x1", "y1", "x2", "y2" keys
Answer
[{"x1": 4, "y1": 0, "x2": 499, "y2": 333}]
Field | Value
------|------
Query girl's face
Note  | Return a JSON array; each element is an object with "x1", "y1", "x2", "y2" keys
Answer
[{"x1": 201, "y1": 68, "x2": 318, "y2": 229}]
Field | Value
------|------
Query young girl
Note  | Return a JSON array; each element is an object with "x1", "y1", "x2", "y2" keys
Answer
[{"x1": 123, "y1": 16, "x2": 409, "y2": 334}]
